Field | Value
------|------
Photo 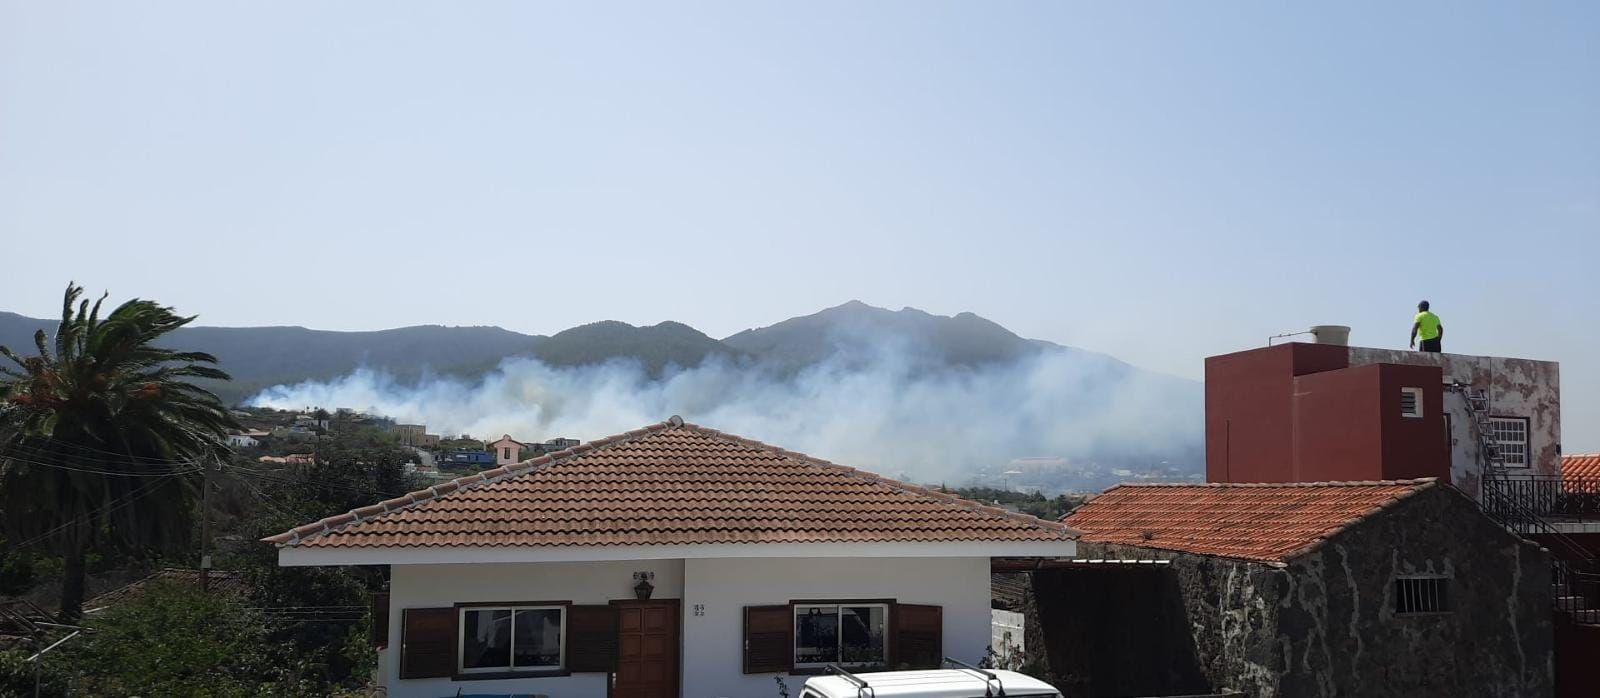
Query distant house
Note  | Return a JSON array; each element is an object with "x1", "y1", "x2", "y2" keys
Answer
[
  {"x1": 266, "y1": 416, "x2": 1077, "y2": 698},
  {"x1": 258, "y1": 453, "x2": 314, "y2": 466},
  {"x1": 440, "y1": 450, "x2": 495, "y2": 468},
  {"x1": 391, "y1": 424, "x2": 428, "y2": 445},
  {"x1": 225, "y1": 431, "x2": 269, "y2": 448},
  {"x1": 1029, "y1": 479, "x2": 1552, "y2": 698},
  {"x1": 541, "y1": 437, "x2": 580, "y2": 451},
  {"x1": 488, "y1": 434, "x2": 527, "y2": 466}
]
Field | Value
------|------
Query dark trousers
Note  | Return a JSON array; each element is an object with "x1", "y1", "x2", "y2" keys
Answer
[{"x1": 1420, "y1": 337, "x2": 1441, "y2": 353}]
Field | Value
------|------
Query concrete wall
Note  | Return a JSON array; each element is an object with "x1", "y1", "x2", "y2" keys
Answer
[
  {"x1": 1349, "y1": 348, "x2": 1562, "y2": 496},
  {"x1": 682, "y1": 556, "x2": 993, "y2": 698},
  {"x1": 382, "y1": 556, "x2": 991, "y2": 698}
]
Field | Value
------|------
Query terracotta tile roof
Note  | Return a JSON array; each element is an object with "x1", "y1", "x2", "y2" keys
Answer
[
  {"x1": 1564, "y1": 454, "x2": 1600, "y2": 481},
  {"x1": 85, "y1": 568, "x2": 250, "y2": 612},
  {"x1": 1061, "y1": 479, "x2": 1439, "y2": 564},
  {"x1": 265, "y1": 417, "x2": 1078, "y2": 549}
]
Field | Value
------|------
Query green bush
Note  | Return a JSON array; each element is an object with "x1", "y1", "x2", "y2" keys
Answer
[
  {"x1": 64, "y1": 582, "x2": 286, "y2": 697},
  {"x1": 0, "y1": 648, "x2": 68, "y2": 698}
]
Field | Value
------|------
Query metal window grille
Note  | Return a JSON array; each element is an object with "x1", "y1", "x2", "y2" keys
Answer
[
  {"x1": 1394, "y1": 576, "x2": 1450, "y2": 614},
  {"x1": 1490, "y1": 417, "x2": 1530, "y2": 467}
]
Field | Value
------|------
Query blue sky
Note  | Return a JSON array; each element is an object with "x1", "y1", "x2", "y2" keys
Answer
[{"x1": 2, "y1": 2, "x2": 1597, "y2": 448}]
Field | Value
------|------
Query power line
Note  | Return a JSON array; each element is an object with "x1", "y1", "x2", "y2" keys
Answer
[{"x1": 2, "y1": 476, "x2": 181, "y2": 554}]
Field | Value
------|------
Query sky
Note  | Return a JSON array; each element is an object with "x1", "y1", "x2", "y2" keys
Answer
[{"x1": 2, "y1": 2, "x2": 1597, "y2": 449}]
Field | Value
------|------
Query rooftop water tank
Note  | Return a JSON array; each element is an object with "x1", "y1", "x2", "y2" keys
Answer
[{"x1": 1310, "y1": 325, "x2": 1351, "y2": 346}]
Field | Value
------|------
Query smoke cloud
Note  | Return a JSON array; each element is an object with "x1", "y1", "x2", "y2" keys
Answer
[{"x1": 248, "y1": 347, "x2": 1201, "y2": 486}]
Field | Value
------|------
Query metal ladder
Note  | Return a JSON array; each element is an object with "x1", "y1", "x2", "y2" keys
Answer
[{"x1": 1446, "y1": 382, "x2": 1507, "y2": 479}]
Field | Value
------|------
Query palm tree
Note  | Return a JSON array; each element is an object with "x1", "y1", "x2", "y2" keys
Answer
[{"x1": 0, "y1": 283, "x2": 237, "y2": 621}]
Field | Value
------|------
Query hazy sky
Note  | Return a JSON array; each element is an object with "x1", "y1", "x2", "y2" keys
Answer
[{"x1": 3, "y1": 2, "x2": 1597, "y2": 448}]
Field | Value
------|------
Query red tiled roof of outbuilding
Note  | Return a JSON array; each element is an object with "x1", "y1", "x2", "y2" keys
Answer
[
  {"x1": 1563, "y1": 454, "x2": 1600, "y2": 481},
  {"x1": 1061, "y1": 479, "x2": 1438, "y2": 564},
  {"x1": 264, "y1": 417, "x2": 1078, "y2": 549}
]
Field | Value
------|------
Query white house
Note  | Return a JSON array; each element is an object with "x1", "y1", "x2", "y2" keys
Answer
[
  {"x1": 226, "y1": 431, "x2": 269, "y2": 448},
  {"x1": 267, "y1": 416, "x2": 1078, "y2": 698}
]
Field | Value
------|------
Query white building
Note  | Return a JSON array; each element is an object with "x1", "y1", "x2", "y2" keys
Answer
[
  {"x1": 487, "y1": 434, "x2": 527, "y2": 466},
  {"x1": 268, "y1": 417, "x2": 1077, "y2": 698}
]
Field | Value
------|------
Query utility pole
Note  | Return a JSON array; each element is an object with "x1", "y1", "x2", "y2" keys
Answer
[{"x1": 200, "y1": 455, "x2": 216, "y2": 593}]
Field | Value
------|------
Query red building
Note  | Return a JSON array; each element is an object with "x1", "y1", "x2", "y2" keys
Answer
[{"x1": 1206, "y1": 341, "x2": 1561, "y2": 499}]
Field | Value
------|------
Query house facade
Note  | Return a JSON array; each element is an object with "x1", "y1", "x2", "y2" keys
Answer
[
  {"x1": 1037, "y1": 479, "x2": 1553, "y2": 698},
  {"x1": 268, "y1": 417, "x2": 1077, "y2": 698},
  {"x1": 487, "y1": 434, "x2": 526, "y2": 466},
  {"x1": 1206, "y1": 342, "x2": 1560, "y2": 499}
]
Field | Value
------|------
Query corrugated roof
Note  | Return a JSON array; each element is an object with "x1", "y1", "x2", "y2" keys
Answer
[
  {"x1": 1061, "y1": 479, "x2": 1438, "y2": 563},
  {"x1": 265, "y1": 417, "x2": 1078, "y2": 549},
  {"x1": 85, "y1": 568, "x2": 250, "y2": 612},
  {"x1": 1564, "y1": 454, "x2": 1600, "y2": 481}
]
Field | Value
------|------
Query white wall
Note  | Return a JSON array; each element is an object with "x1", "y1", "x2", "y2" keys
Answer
[
  {"x1": 384, "y1": 559, "x2": 685, "y2": 698},
  {"x1": 382, "y1": 556, "x2": 995, "y2": 698},
  {"x1": 681, "y1": 556, "x2": 994, "y2": 698}
]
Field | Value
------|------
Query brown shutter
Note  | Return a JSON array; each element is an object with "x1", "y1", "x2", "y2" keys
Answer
[
  {"x1": 400, "y1": 607, "x2": 457, "y2": 679},
  {"x1": 567, "y1": 605, "x2": 618, "y2": 672},
  {"x1": 370, "y1": 591, "x2": 391, "y2": 648},
  {"x1": 892, "y1": 604, "x2": 942, "y2": 670},
  {"x1": 743, "y1": 604, "x2": 793, "y2": 674}
]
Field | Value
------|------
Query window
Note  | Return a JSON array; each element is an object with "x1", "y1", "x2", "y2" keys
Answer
[
  {"x1": 794, "y1": 603, "x2": 888, "y2": 669},
  {"x1": 502, "y1": 447, "x2": 511, "y2": 460},
  {"x1": 1489, "y1": 416, "x2": 1530, "y2": 467},
  {"x1": 1394, "y1": 576, "x2": 1451, "y2": 614},
  {"x1": 1399, "y1": 387, "x2": 1423, "y2": 418},
  {"x1": 459, "y1": 605, "x2": 565, "y2": 674}
]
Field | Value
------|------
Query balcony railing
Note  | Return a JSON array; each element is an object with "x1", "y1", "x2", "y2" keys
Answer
[{"x1": 1482, "y1": 476, "x2": 1600, "y2": 522}]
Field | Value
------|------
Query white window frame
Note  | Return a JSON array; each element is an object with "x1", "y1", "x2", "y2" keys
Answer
[
  {"x1": 793, "y1": 602, "x2": 891, "y2": 670},
  {"x1": 1489, "y1": 416, "x2": 1530, "y2": 468},
  {"x1": 457, "y1": 605, "x2": 567, "y2": 674},
  {"x1": 1399, "y1": 387, "x2": 1423, "y2": 418}
]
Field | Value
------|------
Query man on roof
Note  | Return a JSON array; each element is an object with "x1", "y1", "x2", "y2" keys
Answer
[{"x1": 1409, "y1": 300, "x2": 1443, "y2": 353}]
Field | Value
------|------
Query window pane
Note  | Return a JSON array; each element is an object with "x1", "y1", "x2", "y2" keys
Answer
[
  {"x1": 795, "y1": 606, "x2": 839, "y2": 665},
  {"x1": 463, "y1": 609, "x2": 513, "y2": 669},
  {"x1": 513, "y1": 609, "x2": 563, "y2": 668},
  {"x1": 839, "y1": 606, "x2": 887, "y2": 665}
]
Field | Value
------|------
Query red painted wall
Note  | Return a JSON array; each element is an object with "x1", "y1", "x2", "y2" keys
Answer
[
  {"x1": 1556, "y1": 615, "x2": 1600, "y2": 698},
  {"x1": 1207, "y1": 343, "x2": 1448, "y2": 485},
  {"x1": 1375, "y1": 363, "x2": 1450, "y2": 481},
  {"x1": 1292, "y1": 365, "x2": 1386, "y2": 482},
  {"x1": 1205, "y1": 343, "x2": 1348, "y2": 483}
]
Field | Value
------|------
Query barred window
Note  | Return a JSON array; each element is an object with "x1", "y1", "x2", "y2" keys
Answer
[{"x1": 1394, "y1": 576, "x2": 1450, "y2": 615}]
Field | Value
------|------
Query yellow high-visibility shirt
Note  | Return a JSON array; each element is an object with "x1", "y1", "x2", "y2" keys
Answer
[{"x1": 1415, "y1": 311, "x2": 1441, "y2": 340}]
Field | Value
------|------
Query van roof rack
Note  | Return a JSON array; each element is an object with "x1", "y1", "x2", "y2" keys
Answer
[
  {"x1": 943, "y1": 657, "x2": 1006, "y2": 697},
  {"x1": 824, "y1": 664, "x2": 874, "y2": 697}
]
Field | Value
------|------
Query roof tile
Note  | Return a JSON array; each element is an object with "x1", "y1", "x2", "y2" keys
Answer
[
  {"x1": 1563, "y1": 454, "x2": 1600, "y2": 481},
  {"x1": 266, "y1": 418, "x2": 1077, "y2": 549},
  {"x1": 1061, "y1": 479, "x2": 1438, "y2": 563}
]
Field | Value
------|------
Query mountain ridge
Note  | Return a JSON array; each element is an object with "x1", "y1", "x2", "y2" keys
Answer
[{"x1": 0, "y1": 302, "x2": 1182, "y2": 404}]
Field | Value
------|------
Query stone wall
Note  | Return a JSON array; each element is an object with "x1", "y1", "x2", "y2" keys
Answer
[
  {"x1": 1036, "y1": 485, "x2": 1553, "y2": 698},
  {"x1": 1285, "y1": 484, "x2": 1553, "y2": 697}
]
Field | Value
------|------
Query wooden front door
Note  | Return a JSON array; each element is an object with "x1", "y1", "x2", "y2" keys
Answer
[{"x1": 611, "y1": 600, "x2": 680, "y2": 698}]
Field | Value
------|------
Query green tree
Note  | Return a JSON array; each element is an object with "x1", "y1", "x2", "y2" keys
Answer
[{"x1": 0, "y1": 284, "x2": 237, "y2": 620}]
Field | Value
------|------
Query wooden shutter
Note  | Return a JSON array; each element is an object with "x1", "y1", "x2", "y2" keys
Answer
[
  {"x1": 567, "y1": 604, "x2": 618, "y2": 672},
  {"x1": 892, "y1": 604, "x2": 942, "y2": 670},
  {"x1": 370, "y1": 592, "x2": 391, "y2": 648},
  {"x1": 400, "y1": 607, "x2": 457, "y2": 679},
  {"x1": 743, "y1": 604, "x2": 793, "y2": 674}
]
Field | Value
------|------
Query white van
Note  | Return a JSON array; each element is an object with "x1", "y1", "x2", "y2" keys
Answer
[{"x1": 798, "y1": 662, "x2": 1062, "y2": 698}]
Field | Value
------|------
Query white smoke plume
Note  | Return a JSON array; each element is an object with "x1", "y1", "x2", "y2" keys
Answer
[{"x1": 249, "y1": 348, "x2": 1201, "y2": 485}]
